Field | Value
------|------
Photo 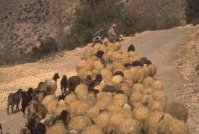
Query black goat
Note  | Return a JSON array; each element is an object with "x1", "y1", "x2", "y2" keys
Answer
[
  {"x1": 21, "y1": 88, "x2": 34, "y2": 114},
  {"x1": 132, "y1": 60, "x2": 143, "y2": 67},
  {"x1": 53, "y1": 110, "x2": 70, "y2": 129},
  {"x1": 67, "y1": 76, "x2": 82, "y2": 92},
  {"x1": 102, "y1": 85, "x2": 124, "y2": 94},
  {"x1": 60, "y1": 75, "x2": 68, "y2": 95},
  {"x1": 113, "y1": 71, "x2": 124, "y2": 77},
  {"x1": 7, "y1": 89, "x2": 23, "y2": 114},
  {"x1": 127, "y1": 44, "x2": 135, "y2": 52},
  {"x1": 0, "y1": 123, "x2": 2, "y2": 134},
  {"x1": 140, "y1": 57, "x2": 152, "y2": 65}
]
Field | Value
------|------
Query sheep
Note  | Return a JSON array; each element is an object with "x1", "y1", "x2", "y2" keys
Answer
[
  {"x1": 118, "y1": 119, "x2": 142, "y2": 134},
  {"x1": 34, "y1": 74, "x2": 59, "y2": 97},
  {"x1": 132, "y1": 61, "x2": 143, "y2": 67},
  {"x1": 21, "y1": 88, "x2": 34, "y2": 114},
  {"x1": 82, "y1": 125, "x2": 103, "y2": 134},
  {"x1": 152, "y1": 90, "x2": 167, "y2": 110},
  {"x1": 87, "y1": 106, "x2": 100, "y2": 120},
  {"x1": 54, "y1": 110, "x2": 71, "y2": 129},
  {"x1": 127, "y1": 44, "x2": 135, "y2": 52},
  {"x1": 95, "y1": 50, "x2": 105, "y2": 59},
  {"x1": 53, "y1": 103, "x2": 70, "y2": 117},
  {"x1": 32, "y1": 123, "x2": 46, "y2": 134},
  {"x1": 143, "y1": 76, "x2": 155, "y2": 87},
  {"x1": 148, "y1": 101, "x2": 164, "y2": 112},
  {"x1": 64, "y1": 93, "x2": 77, "y2": 105},
  {"x1": 152, "y1": 80, "x2": 164, "y2": 91},
  {"x1": 148, "y1": 64, "x2": 157, "y2": 76},
  {"x1": 68, "y1": 115, "x2": 93, "y2": 132},
  {"x1": 113, "y1": 71, "x2": 124, "y2": 77},
  {"x1": 142, "y1": 94, "x2": 154, "y2": 106},
  {"x1": 60, "y1": 75, "x2": 68, "y2": 95},
  {"x1": 121, "y1": 82, "x2": 131, "y2": 97},
  {"x1": 95, "y1": 111, "x2": 110, "y2": 132},
  {"x1": 42, "y1": 95, "x2": 57, "y2": 107},
  {"x1": 159, "y1": 114, "x2": 190, "y2": 134},
  {"x1": 71, "y1": 101, "x2": 90, "y2": 116},
  {"x1": 132, "y1": 83, "x2": 145, "y2": 93},
  {"x1": 7, "y1": 89, "x2": 23, "y2": 114},
  {"x1": 129, "y1": 91, "x2": 143, "y2": 104},
  {"x1": 47, "y1": 121, "x2": 69, "y2": 134},
  {"x1": 108, "y1": 111, "x2": 126, "y2": 133},
  {"x1": 25, "y1": 100, "x2": 48, "y2": 121},
  {"x1": 68, "y1": 76, "x2": 82, "y2": 92},
  {"x1": 112, "y1": 93, "x2": 128, "y2": 107},
  {"x1": 111, "y1": 75, "x2": 123, "y2": 85},
  {"x1": 144, "y1": 111, "x2": 165, "y2": 134},
  {"x1": 75, "y1": 83, "x2": 89, "y2": 101},
  {"x1": 139, "y1": 57, "x2": 152, "y2": 65},
  {"x1": 166, "y1": 101, "x2": 188, "y2": 122},
  {"x1": 102, "y1": 85, "x2": 123, "y2": 94},
  {"x1": 132, "y1": 106, "x2": 149, "y2": 122}
]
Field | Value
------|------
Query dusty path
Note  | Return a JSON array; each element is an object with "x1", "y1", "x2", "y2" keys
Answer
[
  {"x1": 123, "y1": 26, "x2": 196, "y2": 100},
  {"x1": 0, "y1": 26, "x2": 197, "y2": 133}
]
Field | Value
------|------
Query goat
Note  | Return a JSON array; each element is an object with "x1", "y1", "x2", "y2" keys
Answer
[
  {"x1": 7, "y1": 89, "x2": 23, "y2": 114},
  {"x1": 0, "y1": 123, "x2": 2, "y2": 134},
  {"x1": 21, "y1": 88, "x2": 34, "y2": 114},
  {"x1": 60, "y1": 75, "x2": 68, "y2": 95},
  {"x1": 67, "y1": 76, "x2": 82, "y2": 92}
]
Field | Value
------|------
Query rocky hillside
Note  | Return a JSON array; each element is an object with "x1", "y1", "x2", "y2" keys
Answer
[
  {"x1": 0, "y1": 0, "x2": 186, "y2": 54},
  {"x1": 0, "y1": 0, "x2": 78, "y2": 52}
]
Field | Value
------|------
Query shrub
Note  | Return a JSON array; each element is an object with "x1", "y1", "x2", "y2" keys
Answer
[{"x1": 31, "y1": 37, "x2": 58, "y2": 59}]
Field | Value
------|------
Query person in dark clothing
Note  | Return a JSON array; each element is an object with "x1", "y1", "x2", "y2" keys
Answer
[{"x1": 92, "y1": 28, "x2": 104, "y2": 46}]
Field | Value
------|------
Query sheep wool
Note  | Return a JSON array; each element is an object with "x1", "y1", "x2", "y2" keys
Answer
[
  {"x1": 132, "y1": 83, "x2": 145, "y2": 93},
  {"x1": 75, "y1": 83, "x2": 88, "y2": 101},
  {"x1": 42, "y1": 95, "x2": 56, "y2": 107},
  {"x1": 68, "y1": 115, "x2": 93, "y2": 132},
  {"x1": 118, "y1": 119, "x2": 142, "y2": 134},
  {"x1": 160, "y1": 114, "x2": 190, "y2": 134},
  {"x1": 152, "y1": 80, "x2": 164, "y2": 91},
  {"x1": 143, "y1": 76, "x2": 155, "y2": 87},
  {"x1": 111, "y1": 75, "x2": 123, "y2": 85},
  {"x1": 64, "y1": 93, "x2": 77, "y2": 105},
  {"x1": 108, "y1": 111, "x2": 126, "y2": 133},
  {"x1": 142, "y1": 94, "x2": 154, "y2": 106},
  {"x1": 87, "y1": 105, "x2": 100, "y2": 120},
  {"x1": 129, "y1": 91, "x2": 143, "y2": 104},
  {"x1": 47, "y1": 122, "x2": 69, "y2": 134},
  {"x1": 121, "y1": 82, "x2": 131, "y2": 97},
  {"x1": 53, "y1": 104, "x2": 69, "y2": 117},
  {"x1": 132, "y1": 106, "x2": 149, "y2": 122},
  {"x1": 82, "y1": 125, "x2": 104, "y2": 134},
  {"x1": 95, "y1": 111, "x2": 110, "y2": 131},
  {"x1": 144, "y1": 111, "x2": 164, "y2": 134},
  {"x1": 148, "y1": 101, "x2": 164, "y2": 112}
]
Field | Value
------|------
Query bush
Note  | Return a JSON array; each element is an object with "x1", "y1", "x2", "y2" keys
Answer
[
  {"x1": 31, "y1": 37, "x2": 58, "y2": 59},
  {"x1": 157, "y1": 16, "x2": 181, "y2": 29}
]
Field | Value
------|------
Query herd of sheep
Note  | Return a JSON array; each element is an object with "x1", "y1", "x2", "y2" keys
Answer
[{"x1": 7, "y1": 42, "x2": 190, "y2": 134}]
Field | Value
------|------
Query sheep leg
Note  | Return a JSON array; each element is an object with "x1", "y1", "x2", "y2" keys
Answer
[
  {"x1": 15, "y1": 103, "x2": 19, "y2": 112},
  {"x1": 7, "y1": 105, "x2": 10, "y2": 115},
  {"x1": 11, "y1": 105, "x2": 14, "y2": 113}
]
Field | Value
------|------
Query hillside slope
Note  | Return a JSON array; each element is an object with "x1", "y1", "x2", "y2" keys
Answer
[{"x1": 0, "y1": 0, "x2": 186, "y2": 54}]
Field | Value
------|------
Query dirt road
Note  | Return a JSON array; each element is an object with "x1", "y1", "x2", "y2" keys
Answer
[{"x1": 0, "y1": 26, "x2": 198, "y2": 133}]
